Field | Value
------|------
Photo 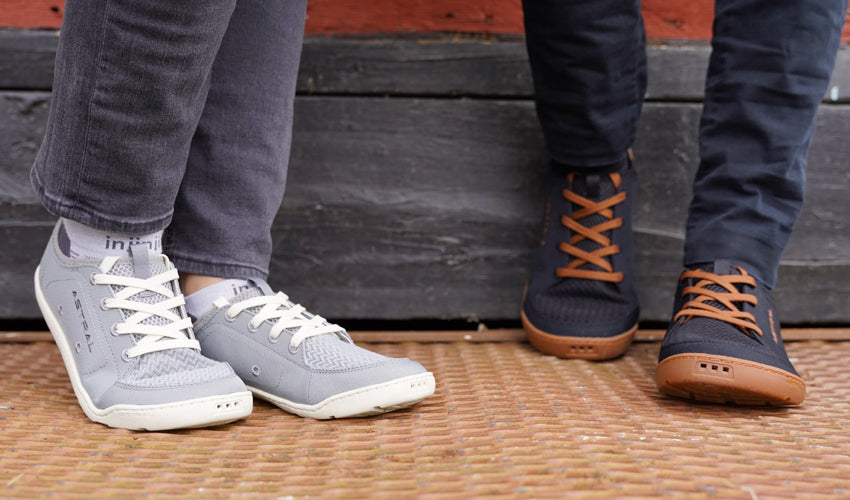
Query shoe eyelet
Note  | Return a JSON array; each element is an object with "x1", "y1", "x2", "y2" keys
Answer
[
  {"x1": 288, "y1": 342, "x2": 300, "y2": 354},
  {"x1": 224, "y1": 311, "x2": 237, "y2": 322},
  {"x1": 74, "y1": 341, "x2": 82, "y2": 353},
  {"x1": 57, "y1": 305, "x2": 63, "y2": 316},
  {"x1": 250, "y1": 365, "x2": 261, "y2": 377},
  {"x1": 99, "y1": 297, "x2": 109, "y2": 311},
  {"x1": 120, "y1": 349, "x2": 132, "y2": 362},
  {"x1": 89, "y1": 273, "x2": 97, "y2": 285},
  {"x1": 110, "y1": 324, "x2": 120, "y2": 336},
  {"x1": 247, "y1": 322, "x2": 260, "y2": 333},
  {"x1": 268, "y1": 334, "x2": 279, "y2": 344}
]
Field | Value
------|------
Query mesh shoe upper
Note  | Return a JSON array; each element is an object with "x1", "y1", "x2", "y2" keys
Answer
[
  {"x1": 659, "y1": 260, "x2": 799, "y2": 376},
  {"x1": 35, "y1": 222, "x2": 247, "y2": 411},
  {"x1": 104, "y1": 256, "x2": 234, "y2": 388},
  {"x1": 522, "y1": 159, "x2": 639, "y2": 338},
  {"x1": 217, "y1": 285, "x2": 388, "y2": 371},
  {"x1": 193, "y1": 280, "x2": 431, "y2": 409}
]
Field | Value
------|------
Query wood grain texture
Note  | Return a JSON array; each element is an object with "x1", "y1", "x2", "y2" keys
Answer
[
  {"x1": 4, "y1": 0, "x2": 850, "y2": 42},
  {"x1": 3, "y1": 92, "x2": 848, "y2": 322},
  {"x1": 0, "y1": 30, "x2": 59, "y2": 90},
  {"x1": 0, "y1": 1, "x2": 63, "y2": 29},
  {"x1": 5, "y1": 34, "x2": 850, "y2": 103}
]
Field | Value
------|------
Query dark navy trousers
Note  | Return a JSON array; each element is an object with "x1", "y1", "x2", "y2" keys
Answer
[{"x1": 523, "y1": 0, "x2": 846, "y2": 287}]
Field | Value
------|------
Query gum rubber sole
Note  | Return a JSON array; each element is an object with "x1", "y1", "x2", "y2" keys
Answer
[
  {"x1": 35, "y1": 266, "x2": 254, "y2": 430},
  {"x1": 521, "y1": 310, "x2": 637, "y2": 360},
  {"x1": 656, "y1": 353, "x2": 806, "y2": 406}
]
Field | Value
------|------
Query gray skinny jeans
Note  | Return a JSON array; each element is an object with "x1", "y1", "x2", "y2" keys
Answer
[{"x1": 31, "y1": 0, "x2": 306, "y2": 279}]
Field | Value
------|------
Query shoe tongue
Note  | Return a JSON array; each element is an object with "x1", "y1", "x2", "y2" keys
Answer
[
  {"x1": 688, "y1": 259, "x2": 746, "y2": 312},
  {"x1": 102, "y1": 249, "x2": 184, "y2": 342},
  {"x1": 568, "y1": 172, "x2": 616, "y2": 272},
  {"x1": 581, "y1": 174, "x2": 601, "y2": 198},
  {"x1": 712, "y1": 258, "x2": 732, "y2": 275},
  {"x1": 130, "y1": 244, "x2": 153, "y2": 279},
  {"x1": 112, "y1": 245, "x2": 169, "y2": 291},
  {"x1": 230, "y1": 283, "x2": 279, "y2": 319},
  {"x1": 571, "y1": 173, "x2": 608, "y2": 199},
  {"x1": 234, "y1": 285, "x2": 265, "y2": 303},
  {"x1": 231, "y1": 283, "x2": 347, "y2": 343}
]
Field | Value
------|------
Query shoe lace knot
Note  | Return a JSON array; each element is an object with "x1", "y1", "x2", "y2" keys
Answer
[
  {"x1": 674, "y1": 267, "x2": 762, "y2": 337},
  {"x1": 556, "y1": 172, "x2": 626, "y2": 283},
  {"x1": 93, "y1": 256, "x2": 199, "y2": 359},
  {"x1": 222, "y1": 292, "x2": 345, "y2": 350}
]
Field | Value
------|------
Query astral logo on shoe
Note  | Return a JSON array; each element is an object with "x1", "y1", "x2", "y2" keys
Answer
[
  {"x1": 72, "y1": 291, "x2": 89, "y2": 332},
  {"x1": 768, "y1": 309, "x2": 778, "y2": 343},
  {"x1": 539, "y1": 197, "x2": 552, "y2": 246},
  {"x1": 72, "y1": 291, "x2": 95, "y2": 353}
]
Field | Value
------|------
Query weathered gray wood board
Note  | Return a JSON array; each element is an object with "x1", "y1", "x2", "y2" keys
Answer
[
  {"x1": 0, "y1": 30, "x2": 59, "y2": 90},
  {"x1": 297, "y1": 39, "x2": 850, "y2": 103},
  {"x1": 2, "y1": 90, "x2": 849, "y2": 323},
  {"x1": 2, "y1": 32, "x2": 849, "y2": 323},
  {"x1": 4, "y1": 32, "x2": 850, "y2": 102}
]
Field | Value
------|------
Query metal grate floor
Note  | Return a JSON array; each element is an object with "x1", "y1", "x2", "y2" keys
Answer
[{"x1": 2, "y1": 338, "x2": 849, "y2": 498}]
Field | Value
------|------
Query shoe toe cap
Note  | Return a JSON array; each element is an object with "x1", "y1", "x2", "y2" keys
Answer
[
  {"x1": 523, "y1": 292, "x2": 639, "y2": 338},
  {"x1": 659, "y1": 321, "x2": 798, "y2": 377}
]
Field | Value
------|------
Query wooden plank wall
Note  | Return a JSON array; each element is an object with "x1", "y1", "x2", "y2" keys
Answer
[
  {"x1": 4, "y1": 0, "x2": 850, "y2": 41},
  {"x1": 2, "y1": 30, "x2": 850, "y2": 325}
]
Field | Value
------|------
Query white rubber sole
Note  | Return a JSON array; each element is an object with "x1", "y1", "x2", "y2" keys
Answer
[
  {"x1": 34, "y1": 266, "x2": 253, "y2": 431},
  {"x1": 249, "y1": 372, "x2": 436, "y2": 419}
]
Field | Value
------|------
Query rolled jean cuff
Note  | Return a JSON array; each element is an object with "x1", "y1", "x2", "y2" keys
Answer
[
  {"x1": 550, "y1": 152, "x2": 631, "y2": 173},
  {"x1": 31, "y1": 168, "x2": 173, "y2": 235},
  {"x1": 168, "y1": 253, "x2": 269, "y2": 281},
  {"x1": 683, "y1": 228, "x2": 782, "y2": 288}
]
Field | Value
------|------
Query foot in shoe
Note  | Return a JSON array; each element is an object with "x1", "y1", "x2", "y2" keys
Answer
[
  {"x1": 656, "y1": 259, "x2": 805, "y2": 406},
  {"x1": 193, "y1": 280, "x2": 436, "y2": 419},
  {"x1": 521, "y1": 157, "x2": 640, "y2": 360},
  {"x1": 34, "y1": 221, "x2": 253, "y2": 430}
]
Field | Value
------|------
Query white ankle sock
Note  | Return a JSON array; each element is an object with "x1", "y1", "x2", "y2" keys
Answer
[
  {"x1": 184, "y1": 279, "x2": 252, "y2": 320},
  {"x1": 59, "y1": 218, "x2": 163, "y2": 260}
]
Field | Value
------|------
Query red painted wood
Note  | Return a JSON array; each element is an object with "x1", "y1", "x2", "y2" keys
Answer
[
  {"x1": 2, "y1": 0, "x2": 63, "y2": 29},
  {"x1": 1, "y1": 0, "x2": 849, "y2": 42},
  {"x1": 304, "y1": 0, "x2": 524, "y2": 35},
  {"x1": 643, "y1": 0, "x2": 714, "y2": 40}
]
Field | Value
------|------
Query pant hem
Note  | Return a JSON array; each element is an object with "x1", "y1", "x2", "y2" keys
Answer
[
  {"x1": 31, "y1": 168, "x2": 174, "y2": 235},
  {"x1": 168, "y1": 253, "x2": 269, "y2": 281},
  {"x1": 683, "y1": 230, "x2": 782, "y2": 288}
]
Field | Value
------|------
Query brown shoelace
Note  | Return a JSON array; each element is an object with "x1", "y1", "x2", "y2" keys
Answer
[
  {"x1": 556, "y1": 172, "x2": 626, "y2": 283},
  {"x1": 673, "y1": 267, "x2": 762, "y2": 337}
]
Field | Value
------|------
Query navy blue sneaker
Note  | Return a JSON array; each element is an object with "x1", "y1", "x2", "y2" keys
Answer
[
  {"x1": 656, "y1": 260, "x2": 805, "y2": 406},
  {"x1": 521, "y1": 157, "x2": 639, "y2": 360}
]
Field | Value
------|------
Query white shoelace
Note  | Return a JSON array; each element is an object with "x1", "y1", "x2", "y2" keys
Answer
[
  {"x1": 93, "y1": 256, "x2": 199, "y2": 359},
  {"x1": 217, "y1": 292, "x2": 344, "y2": 350}
]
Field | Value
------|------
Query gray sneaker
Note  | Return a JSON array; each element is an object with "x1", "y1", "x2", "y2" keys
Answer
[
  {"x1": 193, "y1": 281, "x2": 436, "y2": 419},
  {"x1": 34, "y1": 221, "x2": 252, "y2": 430}
]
